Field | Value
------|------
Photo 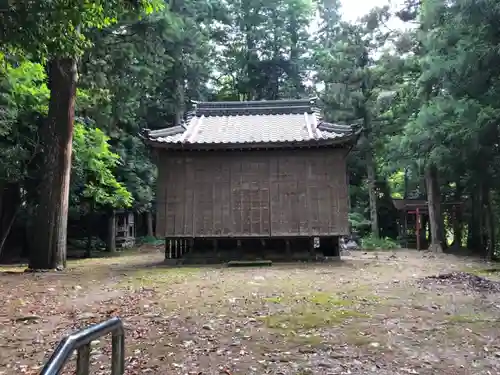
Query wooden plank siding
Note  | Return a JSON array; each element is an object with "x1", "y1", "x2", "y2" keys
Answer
[{"x1": 155, "y1": 148, "x2": 349, "y2": 238}]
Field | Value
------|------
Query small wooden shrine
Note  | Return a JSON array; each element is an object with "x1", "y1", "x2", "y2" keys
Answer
[
  {"x1": 143, "y1": 98, "x2": 361, "y2": 263},
  {"x1": 393, "y1": 198, "x2": 462, "y2": 250},
  {"x1": 115, "y1": 211, "x2": 136, "y2": 248}
]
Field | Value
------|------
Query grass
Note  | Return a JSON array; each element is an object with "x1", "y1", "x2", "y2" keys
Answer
[
  {"x1": 1, "y1": 248, "x2": 500, "y2": 375},
  {"x1": 263, "y1": 309, "x2": 370, "y2": 330}
]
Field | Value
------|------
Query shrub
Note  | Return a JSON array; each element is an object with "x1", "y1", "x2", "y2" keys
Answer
[{"x1": 361, "y1": 234, "x2": 399, "y2": 251}]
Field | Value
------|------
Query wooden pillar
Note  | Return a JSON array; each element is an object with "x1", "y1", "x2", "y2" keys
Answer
[
  {"x1": 309, "y1": 237, "x2": 315, "y2": 260},
  {"x1": 285, "y1": 239, "x2": 291, "y2": 257},
  {"x1": 332, "y1": 237, "x2": 340, "y2": 257},
  {"x1": 165, "y1": 239, "x2": 172, "y2": 259},
  {"x1": 189, "y1": 239, "x2": 194, "y2": 254}
]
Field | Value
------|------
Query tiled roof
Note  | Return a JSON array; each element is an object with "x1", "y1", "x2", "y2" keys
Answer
[{"x1": 143, "y1": 98, "x2": 359, "y2": 148}]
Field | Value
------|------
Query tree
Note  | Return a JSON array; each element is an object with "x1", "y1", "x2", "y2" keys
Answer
[
  {"x1": 314, "y1": 5, "x2": 396, "y2": 238},
  {"x1": 213, "y1": 0, "x2": 313, "y2": 100},
  {"x1": 0, "y1": 0, "x2": 162, "y2": 269}
]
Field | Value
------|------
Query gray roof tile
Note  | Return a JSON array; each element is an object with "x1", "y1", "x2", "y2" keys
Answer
[{"x1": 144, "y1": 98, "x2": 357, "y2": 147}]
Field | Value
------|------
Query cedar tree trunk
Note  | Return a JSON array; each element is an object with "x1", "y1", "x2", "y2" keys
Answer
[
  {"x1": 483, "y1": 184, "x2": 495, "y2": 261},
  {"x1": 107, "y1": 209, "x2": 116, "y2": 252},
  {"x1": 366, "y1": 153, "x2": 379, "y2": 237},
  {"x1": 29, "y1": 58, "x2": 77, "y2": 270},
  {"x1": 425, "y1": 164, "x2": 445, "y2": 252},
  {"x1": 146, "y1": 211, "x2": 154, "y2": 237},
  {"x1": 451, "y1": 183, "x2": 463, "y2": 249},
  {"x1": 467, "y1": 186, "x2": 482, "y2": 251}
]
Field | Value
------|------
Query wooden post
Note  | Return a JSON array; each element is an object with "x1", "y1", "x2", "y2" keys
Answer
[
  {"x1": 333, "y1": 237, "x2": 340, "y2": 257},
  {"x1": 285, "y1": 239, "x2": 291, "y2": 257},
  {"x1": 309, "y1": 237, "x2": 315, "y2": 260}
]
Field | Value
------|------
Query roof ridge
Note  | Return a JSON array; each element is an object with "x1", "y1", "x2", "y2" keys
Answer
[{"x1": 192, "y1": 97, "x2": 317, "y2": 107}]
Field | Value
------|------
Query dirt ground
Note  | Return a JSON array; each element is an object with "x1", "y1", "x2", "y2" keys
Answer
[{"x1": 1, "y1": 248, "x2": 500, "y2": 375}]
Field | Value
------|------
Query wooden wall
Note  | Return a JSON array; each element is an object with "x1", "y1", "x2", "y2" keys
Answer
[{"x1": 156, "y1": 148, "x2": 349, "y2": 238}]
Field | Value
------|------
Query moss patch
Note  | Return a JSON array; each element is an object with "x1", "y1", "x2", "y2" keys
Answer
[
  {"x1": 263, "y1": 296, "x2": 283, "y2": 303},
  {"x1": 446, "y1": 313, "x2": 500, "y2": 325},
  {"x1": 119, "y1": 267, "x2": 203, "y2": 289},
  {"x1": 260, "y1": 291, "x2": 372, "y2": 331},
  {"x1": 0, "y1": 265, "x2": 26, "y2": 273},
  {"x1": 460, "y1": 266, "x2": 500, "y2": 279},
  {"x1": 307, "y1": 292, "x2": 355, "y2": 307},
  {"x1": 263, "y1": 308, "x2": 370, "y2": 330}
]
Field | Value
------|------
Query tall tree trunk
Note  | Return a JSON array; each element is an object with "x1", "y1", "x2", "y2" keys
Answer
[
  {"x1": 359, "y1": 58, "x2": 377, "y2": 237},
  {"x1": 29, "y1": 58, "x2": 77, "y2": 270},
  {"x1": 288, "y1": 12, "x2": 301, "y2": 98},
  {"x1": 107, "y1": 209, "x2": 116, "y2": 253},
  {"x1": 425, "y1": 164, "x2": 445, "y2": 252},
  {"x1": 483, "y1": 184, "x2": 495, "y2": 260},
  {"x1": 146, "y1": 211, "x2": 154, "y2": 237},
  {"x1": 451, "y1": 182, "x2": 463, "y2": 249},
  {"x1": 366, "y1": 152, "x2": 379, "y2": 237},
  {"x1": 467, "y1": 186, "x2": 482, "y2": 251},
  {"x1": 173, "y1": 63, "x2": 185, "y2": 127},
  {"x1": 420, "y1": 214, "x2": 429, "y2": 249}
]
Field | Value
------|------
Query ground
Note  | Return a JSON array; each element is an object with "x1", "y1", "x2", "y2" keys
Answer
[{"x1": 1, "y1": 249, "x2": 500, "y2": 375}]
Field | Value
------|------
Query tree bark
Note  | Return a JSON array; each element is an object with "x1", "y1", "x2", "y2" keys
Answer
[
  {"x1": 29, "y1": 58, "x2": 77, "y2": 270},
  {"x1": 420, "y1": 214, "x2": 429, "y2": 249},
  {"x1": 146, "y1": 211, "x2": 154, "y2": 237},
  {"x1": 173, "y1": 65, "x2": 185, "y2": 127},
  {"x1": 483, "y1": 184, "x2": 495, "y2": 261},
  {"x1": 107, "y1": 209, "x2": 116, "y2": 253},
  {"x1": 451, "y1": 182, "x2": 463, "y2": 249},
  {"x1": 467, "y1": 186, "x2": 482, "y2": 251},
  {"x1": 366, "y1": 153, "x2": 379, "y2": 237},
  {"x1": 425, "y1": 164, "x2": 445, "y2": 252}
]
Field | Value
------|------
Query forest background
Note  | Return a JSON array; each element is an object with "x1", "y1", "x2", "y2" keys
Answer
[{"x1": 0, "y1": 0, "x2": 497, "y2": 268}]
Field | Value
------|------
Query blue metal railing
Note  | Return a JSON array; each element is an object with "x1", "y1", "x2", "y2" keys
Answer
[{"x1": 39, "y1": 317, "x2": 125, "y2": 375}]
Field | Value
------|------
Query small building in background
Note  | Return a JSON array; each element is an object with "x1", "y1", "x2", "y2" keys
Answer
[
  {"x1": 143, "y1": 98, "x2": 360, "y2": 263},
  {"x1": 114, "y1": 210, "x2": 135, "y2": 248}
]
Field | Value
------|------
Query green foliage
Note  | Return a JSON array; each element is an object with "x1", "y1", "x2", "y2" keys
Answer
[
  {"x1": 348, "y1": 212, "x2": 371, "y2": 234},
  {"x1": 136, "y1": 236, "x2": 164, "y2": 246},
  {"x1": 1, "y1": 53, "x2": 132, "y2": 210},
  {"x1": 68, "y1": 236, "x2": 106, "y2": 251},
  {"x1": 3, "y1": 0, "x2": 500, "y2": 260},
  {"x1": 361, "y1": 234, "x2": 399, "y2": 251},
  {"x1": 0, "y1": 55, "x2": 44, "y2": 183},
  {"x1": 387, "y1": 170, "x2": 405, "y2": 199},
  {"x1": 72, "y1": 123, "x2": 133, "y2": 208},
  {"x1": 0, "y1": 0, "x2": 164, "y2": 59}
]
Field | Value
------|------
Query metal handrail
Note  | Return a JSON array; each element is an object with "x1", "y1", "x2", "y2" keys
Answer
[{"x1": 39, "y1": 317, "x2": 125, "y2": 375}]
